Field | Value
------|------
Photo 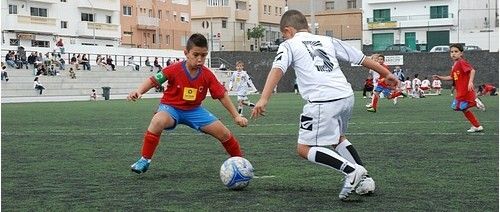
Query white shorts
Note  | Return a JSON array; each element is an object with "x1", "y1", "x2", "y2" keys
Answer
[
  {"x1": 298, "y1": 95, "x2": 354, "y2": 146},
  {"x1": 237, "y1": 95, "x2": 248, "y2": 101}
]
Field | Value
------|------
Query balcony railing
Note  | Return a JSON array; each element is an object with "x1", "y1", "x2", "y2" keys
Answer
[
  {"x1": 235, "y1": 9, "x2": 249, "y2": 20},
  {"x1": 137, "y1": 16, "x2": 159, "y2": 30},
  {"x1": 367, "y1": 13, "x2": 455, "y2": 29},
  {"x1": 17, "y1": 15, "x2": 57, "y2": 26},
  {"x1": 367, "y1": 13, "x2": 454, "y2": 22}
]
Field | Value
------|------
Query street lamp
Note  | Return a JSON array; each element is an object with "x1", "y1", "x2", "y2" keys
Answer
[{"x1": 87, "y1": 0, "x2": 96, "y2": 45}]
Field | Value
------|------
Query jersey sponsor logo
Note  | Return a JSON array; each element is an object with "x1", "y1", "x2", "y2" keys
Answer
[
  {"x1": 302, "y1": 41, "x2": 334, "y2": 72},
  {"x1": 300, "y1": 115, "x2": 313, "y2": 131}
]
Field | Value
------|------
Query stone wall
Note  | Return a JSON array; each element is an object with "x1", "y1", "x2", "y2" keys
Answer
[{"x1": 212, "y1": 51, "x2": 499, "y2": 92}]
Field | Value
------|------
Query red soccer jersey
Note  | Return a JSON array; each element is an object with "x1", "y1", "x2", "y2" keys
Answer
[
  {"x1": 450, "y1": 58, "x2": 476, "y2": 101},
  {"x1": 376, "y1": 63, "x2": 390, "y2": 87},
  {"x1": 150, "y1": 62, "x2": 226, "y2": 110},
  {"x1": 483, "y1": 84, "x2": 495, "y2": 93}
]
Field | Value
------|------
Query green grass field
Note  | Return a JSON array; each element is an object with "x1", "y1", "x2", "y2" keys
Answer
[{"x1": 2, "y1": 92, "x2": 498, "y2": 211}]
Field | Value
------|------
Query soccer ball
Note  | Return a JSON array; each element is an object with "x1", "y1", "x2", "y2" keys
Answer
[
  {"x1": 220, "y1": 157, "x2": 254, "y2": 190},
  {"x1": 355, "y1": 176, "x2": 375, "y2": 195}
]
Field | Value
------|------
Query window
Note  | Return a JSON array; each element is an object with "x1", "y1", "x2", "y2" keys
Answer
[
  {"x1": 31, "y1": 40, "x2": 50, "y2": 48},
  {"x1": 279, "y1": 7, "x2": 282, "y2": 15},
  {"x1": 10, "y1": 39, "x2": 19, "y2": 46},
  {"x1": 373, "y1": 9, "x2": 390, "y2": 22},
  {"x1": 153, "y1": 34, "x2": 156, "y2": 43},
  {"x1": 325, "y1": 30, "x2": 333, "y2": 37},
  {"x1": 30, "y1": 7, "x2": 48, "y2": 17},
  {"x1": 81, "y1": 13, "x2": 94, "y2": 22},
  {"x1": 264, "y1": 5, "x2": 267, "y2": 14},
  {"x1": 106, "y1": 15, "x2": 112, "y2": 24},
  {"x1": 275, "y1": 7, "x2": 278, "y2": 15},
  {"x1": 61, "y1": 21, "x2": 68, "y2": 29},
  {"x1": 325, "y1": 1, "x2": 335, "y2": 10},
  {"x1": 222, "y1": 20, "x2": 227, "y2": 28},
  {"x1": 207, "y1": 0, "x2": 228, "y2": 6},
  {"x1": 430, "y1": 5, "x2": 448, "y2": 19},
  {"x1": 240, "y1": 22, "x2": 244, "y2": 30},
  {"x1": 347, "y1": 0, "x2": 356, "y2": 9},
  {"x1": 148, "y1": 9, "x2": 153, "y2": 17},
  {"x1": 158, "y1": 10, "x2": 162, "y2": 19},
  {"x1": 166, "y1": 35, "x2": 170, "y2": 45},
  {"x1": 9, "y1": 5, "x2": 17, "y2": 14},
  {"x1": 180, "y1": 16, "x2": 186, "y2": 22},
  {"x1": 123, "y1": 6, "x2": 132, "y2": 16},
  {"x1": 124, "y1": 31, "x2": 133, "y2": 36},
  {"x1": 60, "y1": 0, "x2": 66, "y2": 2}
]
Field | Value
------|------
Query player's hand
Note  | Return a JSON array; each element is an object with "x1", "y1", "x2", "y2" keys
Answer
[
  {"x1": 468, "y1": 82, "x2": 474, "y2": 91},
  {"x1": 127, "y1": 90, "x2": 142, "y2": 101},
  {"x1": 432, "y1": 75, "x2": 440, "y2": 80},
  {"x1": 234, "y1": 116, "x2": 248, "y2": 127},
  {"x1": 251, "y1": 99, "x2": 268, "y2": 119},
  {"x1": 385, "y1": 74, "x2": 399, "y2": 90}
]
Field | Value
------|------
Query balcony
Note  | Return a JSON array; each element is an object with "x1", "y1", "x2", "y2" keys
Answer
[
  {"x1": 137, "y1": 16, "x2": 159, "y2": 30},
  {"x1": 367, "y1": 14, "x2": 455, "y2": 29},
  {"x1": 2, "y1": 14, "x2": 57, "y2": 33},
  {"x1": 235, "y1": 9, "x2": 249, "y2": 20},
  {"x1": 192, "y1": 6, "x2": 231, "y2": 19},
  {"x1": 77, "y1": 0, "x2": 118, "y2": 11},
  {"x1": 78, "y1": 21, "x2": 121, "y2": 38},
  {"x1": 29, "y1": 0, "x2": 58, "y2": 3}
]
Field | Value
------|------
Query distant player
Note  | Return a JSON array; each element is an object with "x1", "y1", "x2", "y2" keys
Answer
[
  {"x1": 228, "y1": 61, "x2": 256, "y2": 116},
  {"x1": 404, "y1": 77, "x2": 412, "y2": 96},
  {"x1": 477, "y1": 83, "x2": 497, "y2": 96},
  {"x1": 432, "y1": 78, "x2": 442, "y2": 95},
  {"x1": 412, "y1": 74, "x2": 422, "y2": 98},
  {"x1": 90, "y1": 89, "x2": 97, "y2": 101},
  {"x1": 367, "y1": 54, "x2": 404, "y2": 111},
  {"x1": 420, "y1": 77, "x2": 431, "y2": 95},
  {"x1": 127, "y1": 33, "x2": 248, "y2": 174},
  {"x1": 432, "y1": 43, "x2": 484, "y2": 132}
]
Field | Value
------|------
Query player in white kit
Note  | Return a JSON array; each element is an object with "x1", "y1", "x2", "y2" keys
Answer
[
  {"x1": 251, "y1": 10, "x2": 398, "y2": 201},
  {"x1": 229, "y1": 61, "x2": 255, "y2": 116}
]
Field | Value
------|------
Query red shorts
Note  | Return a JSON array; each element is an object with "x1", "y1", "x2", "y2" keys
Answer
[{"x1": 420, "y1": 87, "x2": 430, "y2": 91}]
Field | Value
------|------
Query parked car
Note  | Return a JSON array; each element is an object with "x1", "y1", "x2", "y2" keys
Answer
[
  {"x1": 260, "y1": 42, "x2": 279, "y2": 52},
  {"x1": 384, "y1": 45, "x2": 417, "y2": 52},
  {"x1": 465, "y1": 45, "x2": 482, "y2": 51},
  {"x1": 429, "y1": 45, "x2": 450, "y2": 52}
]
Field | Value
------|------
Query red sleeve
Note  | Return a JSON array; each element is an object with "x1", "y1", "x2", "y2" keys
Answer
[
  {"x1": 458, "y1": 59, "x2": 473, "y2": 73},
  {"x1": 206, "y1": 69, "x2": 226, "y2": 99}
]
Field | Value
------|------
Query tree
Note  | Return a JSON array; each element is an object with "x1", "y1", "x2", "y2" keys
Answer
[{"x1": 248, "y1": 25, "x2": 266, "y2": 51}]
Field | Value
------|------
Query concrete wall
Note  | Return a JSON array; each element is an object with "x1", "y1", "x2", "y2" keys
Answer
[{"x1": 212, "y1": 50, "x2": 499, "y2": 92}]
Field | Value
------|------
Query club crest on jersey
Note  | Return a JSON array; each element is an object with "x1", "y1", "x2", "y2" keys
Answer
[
  {"x1": 198, "y1": 86, "x2": 204, "y2": 92},
  {"x1": 300, "y1": 115, "x2": 313, "y2": 131}
]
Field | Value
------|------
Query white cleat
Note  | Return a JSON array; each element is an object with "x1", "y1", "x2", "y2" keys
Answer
[
  {"x1": 365, "y1": 104, "x2": 373, "y2": 108},
  {"x1": 467, "y1": 126, "x2": 484, "y2": 133},
  {"x1": 339, "y1": 164, "x2": 367, "y2": 200},
  {"x1": 475, "y1": 98, "x2": 486, "y2": 111}
]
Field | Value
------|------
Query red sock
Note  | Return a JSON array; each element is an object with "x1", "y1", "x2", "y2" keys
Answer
[
  {"x1": 389, "y1": 91, "x2": 402, "y2": 99},
  {"x1": 141, "y1": 130, "x2": 161, "y2": 159},
  {"x1": 221, "y1": 134, "x2": 243, "y2": 157},
  {"x1": 463, "y1": 110, "x2": 480, "y2": 127},
  {"x1": 372, "y1": 95, "x2": 379, "y2": 109}
]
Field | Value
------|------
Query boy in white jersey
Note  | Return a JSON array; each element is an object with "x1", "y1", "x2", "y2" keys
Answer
[
  {"x1": 412, "y1": 74, "x2": 422, "y2": 98},
  {"x1": 432, "y1": 78, "x2": 442, "y2": 95},
  {"x1": 420, "y1": 77, "x2": 431, "y2": 95},
  {"x1": 229, "y1": 61, "x2": 255, "y2": 116},
  {"x1": 404, "y1": 77, "x2": 412, "y2": 96},
  {"x1": 251, "y1": 10, "x2": 398, "y2": 201}
]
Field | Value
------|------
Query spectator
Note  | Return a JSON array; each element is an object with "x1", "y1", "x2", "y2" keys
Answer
[
  {"x1": 166, "y1": 58, "x2": 172, "y2": 67},
  {"x1": 81, "y1": 54, "x2": 91, "y2": 71},
  {"x1": 16, "y1": 46, "x2": 28, "y2": 69},
  {"x1": 57, "y1": 54, "x2": 66, "y2": 71},
  {"x1": 1, "y1": 62, "x2": 9, "y2": 82},
  {"x1": 90, "y1": 89, "x2": 97, "y2": 101},
  {"x1": 106, "y1": 55, "x2": 116, "y2": 71},
  {"x1": 153, "y1": 57, "x2": 162, "y2": 72},
  {"x1": 70, "y1": 54, "x2": 79, "y2": 70},
  {"x1": 34, "y1": 77, "x2": 45, "y2": 95},
  {"x1": 36, "y1": 64, "x2": 47, "y2": 76},
  {"x1": 145, "y1": 57, "x2": 153, "y2": 72},
  {"x1": 393, "y1": 66, "x2": 405, "y2": 82},
  {"x1": 69, "y1": 67, "x2": 76, "y2": 79},
  {"x1": 28, "y1": 52, "x2": 37, "y2": 69},
  {"x1": 56, "y1": 38, "x2": 65, "y2": 54},
  {"x1": 128, "y1": 56, "x2": 139, "y2": 71},
  {"x1": 362, "y1": 75, "x2": 374, "y2": 99},
  {"x1": 5, "y1": 51, "x2": 17, "y2": 68}
]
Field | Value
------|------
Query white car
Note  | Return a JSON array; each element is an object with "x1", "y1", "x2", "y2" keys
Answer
[{"x1": 429, "y1": 45, "x2": 450, "y2": 52}]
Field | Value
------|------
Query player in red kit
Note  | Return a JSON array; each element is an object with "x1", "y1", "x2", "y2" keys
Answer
[
  {"x1": 366, "y1": 54, "x2": 403, "y2": 112},
  {"x1": 127, "y1": 33, "x2": 248, "y2": 174},
  {"x1": 433, "y1": 43, "x2": 484, "y2": 132}
]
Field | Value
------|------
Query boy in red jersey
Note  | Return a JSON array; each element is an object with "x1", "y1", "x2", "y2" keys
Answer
[
  {"x1": 127, "y1": 33, "x2": 249, "y2": 174},
  {"x1": 433, "y1": 43, "x2": 483, "y2": 132},
  {"x1": 366, "y1": 54, "x2": 403, "y2": 112},
  {"x1": 477, "y1": 83, "x2": 497, "y2": 96}
]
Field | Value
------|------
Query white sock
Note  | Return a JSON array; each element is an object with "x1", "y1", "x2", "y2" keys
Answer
[
  {"x1": 335, "y1": 139, "x2": 363, "y2": 166},
  {"x1": 307, "y1": 147, "x2": 355, "y2": 175}
]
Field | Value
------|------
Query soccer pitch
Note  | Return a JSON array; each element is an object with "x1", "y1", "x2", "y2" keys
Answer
[{"x1": 2, "y1": 92, "x2": 498, "y2": 211}]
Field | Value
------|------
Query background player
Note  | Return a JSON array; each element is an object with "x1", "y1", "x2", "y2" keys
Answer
[
  {"x1": 432, "y1": 78, "x2": 442, "y2": 95},
  {"x1": 228, "y1": 61, "x2": 256, "y2": 116},
  {"x1": 366, "y1": 54, "x2": 404, "y2": 111}
]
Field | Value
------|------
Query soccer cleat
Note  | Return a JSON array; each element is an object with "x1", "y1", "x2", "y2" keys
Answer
[
  {"x1": 339, "y1": 164, "x2": 367, "y2": 200},
  {"x1": 355, "y1": 176, "x2": 375, "y2": 195},
  {"x1": 131, "y1": 157, "x2": 151, "y2": 174},
  {"x1": 363, "y1": 96, "x2": 367, "y2": 99},
  {"x1": 475, "y1": 98, "x2": 486, "y2": 111},
  {"x1": 393, "y1": 98, "x2": 398, "y2": 105},
  {"x1": 466, "y1": 126, "x2": 484, "y2": 133},
  {"x1": 365, "y1": 104, "x2": 372, "y2": 108},
  {"x1": 366, "y1": 107, "x2": 376, "y2": 113}
]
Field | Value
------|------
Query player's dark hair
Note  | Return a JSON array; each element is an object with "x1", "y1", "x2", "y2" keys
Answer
[
  {"x1": 186, "y1": 33, "x2": 208, "y2": 51},
  {"x1": 378, "y1": 54, "x2": 385, "y2": 60},
  {"x1": 280, "y1": 10, "x2": 308, "y2": 31},
  {"x1": 449, "y1": 43, "x2": 464, "y2": 52}
]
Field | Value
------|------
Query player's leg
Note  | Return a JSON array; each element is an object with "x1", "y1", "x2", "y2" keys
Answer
[
  {"x1": 367, "y1": 90, "x2": 379, "y2": 112},
  {"x1": 237, "y1": 99, "x2": 244, "y2": 116},
  {"x1": 451, "y1": 99, "x2": 483, "y2": 132},
  {"x1": 202, "y1": 121, "x2": 243, "y2": 157},
  {"x1": 131, "y1": 109, "x2": 176, "y2": 174}
]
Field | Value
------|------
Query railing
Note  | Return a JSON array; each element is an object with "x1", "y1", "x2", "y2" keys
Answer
[
  {"x1": 367, "y1": 13, "x2": 454, "y2": 22},
  {"x1": 17, "y1": 15, "x2": 57, "y2": 26}
]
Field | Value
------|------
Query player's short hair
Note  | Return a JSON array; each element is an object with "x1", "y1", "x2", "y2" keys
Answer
[
  {"x1": 370, "y1": 53, "x2": 380, "y2": 59},
  {"x1": 236, "y1": 60, "x2": 244, "y2": 66},
  {"x1": 378, "y1": 54, "x2": 385, "y2": 60},
  {"x1": 186, "y1": 33, "x2": 208, "y2": 51},
  {"x1": 280, "y1": 10, "x2": 308, "y2": 31},
  {"x1": 449, "y1": 43, "x2": 464, "y2": 52}
]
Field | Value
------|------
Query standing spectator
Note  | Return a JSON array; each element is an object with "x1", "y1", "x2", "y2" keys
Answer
[
  {"x1": 16, "y1": 46, "x2": 28, "y2": 69},
  {"x1": 56, "y1": 38, "x2": 65, "y2": 54},
  {"x1": 393, "y1": 66, "x2": 405, "y2": 82},
  {"x1": 153, "y1": 57, "x2": 162, "y2": 72},
  {"x1": 145, "y1": 57, "x2": 153, "y2": 72},
  {"x1": 28, "y1": 52, "x2": 37, "y2": 69},
  {"x1": 1, "y1": 62, "x2": 9, "y2": 82},
  {"x1": 34, "y1": 77, "x2": 45, "y2": 95},
  {"x1": 5, "y1": 51, "x2": 17, "y2": 68},
  {"x1": 81, "y1": 54, "x2": 91, "y2": 71},
  {"x1": 362, "y1": 75, "x2": 374, "y2": 99},
  {"x1": 106, "y1": 55, "x2": 116, "y2": 71}
]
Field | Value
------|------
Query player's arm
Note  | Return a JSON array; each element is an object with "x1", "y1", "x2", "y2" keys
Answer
[
  {"x1": 251, "y1": 68, "x2": 283, "y2": 118},
  {"x1": 468, "y1": 69, "x2": 476, "y2": 91},
  {"x1": 432, "y1": 75, "x2": 452, "y2": 81},
  {"x1": 127, "y1": 71, "x2": 166, "y2": 101},
  {"x1": 361, "y1": 58, "x2": 398, "y2": 88},
  {"x1": 219, "y1": 92, "x2": 248, "y2": 127}
]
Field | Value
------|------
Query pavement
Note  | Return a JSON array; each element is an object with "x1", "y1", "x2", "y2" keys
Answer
[{"x1": 1, "y1": 93, "x2": 163, "y2": 103}]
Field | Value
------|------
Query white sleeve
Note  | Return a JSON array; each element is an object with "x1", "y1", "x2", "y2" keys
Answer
[
  {"x1": 331, "y1": 38, "x2": 366, "y2": 65},
  {"x1": 272, "y1": 42, "x2": 292, "y2": 73},
  {"x1": 228, "y1": 72, "x2": 235, "y2": 89}
]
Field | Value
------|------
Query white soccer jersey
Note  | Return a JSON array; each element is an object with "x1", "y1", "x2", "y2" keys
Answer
[
  {"x1": 412, "y1": 78, "x2": 421, "y2": 90},
  {"x1": 229, "y1": 70, "x2": 252, "y2": 96},
  {"x1": 272, "y1": 32, "x2": 365, "y2": 102},
  {"x1": 421, "y1": 79, "x2": 431, "y2": 88},
  {"x1": 369, "y1": 69, "x2": 380, "y2": 86},
  {"x1": 432, "y1": 79, "x2": 442, "y2": 88},
  {"x1": 404, "y1": 80, "x2": 412, "y2": 89}
]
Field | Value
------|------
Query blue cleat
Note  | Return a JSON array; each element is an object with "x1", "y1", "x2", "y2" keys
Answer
[{"x1": 131, "y1": 157, "x2": 150, "y2": 174}]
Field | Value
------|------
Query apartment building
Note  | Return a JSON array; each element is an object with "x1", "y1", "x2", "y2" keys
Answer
[
  {"x1": 363, "y1": 0, "x2": 498, "y2": 52},
  {"x1": 191, "y1": 0, "x2": 284, "y2": 51},
  {"x1": 120, "y1": 0, "x2": 190, "y2": 50},
  {"x1": 287, "y1": 0, "x2": 362, "y2": 40},
  {"x1": 2, "y1": 0, "x2": 121, "y2": 51}
]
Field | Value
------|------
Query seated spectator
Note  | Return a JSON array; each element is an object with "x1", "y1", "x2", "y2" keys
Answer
[
  {"x1": 48, "y1": 64, "x2": 57, "y2": 76},
  {"x1": 1, "y1": 62, "x2": 9, "y2": 82},
  {"x1": 34, "y1": 52, "x2": 43, "y2": 67},
  {"x1": 128, "y1": 56, "x2": 139, "y2": 71},
  {"x1": 477, "y1": 83, "x2": 497, "y2": 96},
  {"x1": 70, "y1": 54, "x2": 79, "y2": 70},
  {"x1": 106, "y1": 55, "x2": 116, "y2": 71},
  {"x1": 36, "y1": 64, "x2": 47, "y2": 76},
  {"x1": 90, "y1": 89, "x2": 97, "y2": 101},
  {"x1": 69, "y1": 67, "x2": 76, "y2": 79},
  {"x1": 153, "y1": 57, "x2": 162, "y2": 72},
  {"x1": 145, "y1": 57, "x2": 153, "y2": 72},
  {"x1": 16, "y1": 46, "x2": 28, "y2": 69},
  {"x1": 5, "y1": 51, "x2": 17, "y2": 68},
  {"x1": 34, "y1": 77, "x2": 45, "y2": 95},
  {"x1": 81, "y1": 54, "x2": 91, "y2": 71}
]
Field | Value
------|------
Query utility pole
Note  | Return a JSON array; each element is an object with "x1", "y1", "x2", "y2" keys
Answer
[{"x1": 310, "y1": 0, "x2": 315, "y2": 34}]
